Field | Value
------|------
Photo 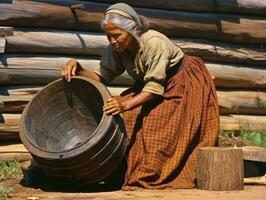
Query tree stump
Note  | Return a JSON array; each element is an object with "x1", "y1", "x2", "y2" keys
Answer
[{"x1": 197, "y1": 147, "x2": 244, "y2": 191}]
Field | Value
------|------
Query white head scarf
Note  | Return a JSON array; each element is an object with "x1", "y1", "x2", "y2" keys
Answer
[{"x1": 101, "y1": 3, "x2": 149, "y2": 40}]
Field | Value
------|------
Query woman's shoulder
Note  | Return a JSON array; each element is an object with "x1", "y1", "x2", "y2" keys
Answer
[
  {"x1": 140, "y1": 30, "x2": 172, "y2": 53},
  {"x1": 141, "y1": 30, "x2": 169, "y2": 44}
]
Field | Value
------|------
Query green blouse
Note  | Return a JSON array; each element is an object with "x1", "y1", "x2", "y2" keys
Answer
[{"x1": 95, "y1": 30, "x2": 184, "y2": 95}]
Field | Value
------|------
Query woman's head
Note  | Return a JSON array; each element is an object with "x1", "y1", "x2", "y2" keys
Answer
[
  {"x1": 101, "y1": 3, "x2": 149, "y2": 52},
  {"x1": 103, "y1": 21, "x2": 134, "y2": 53}
]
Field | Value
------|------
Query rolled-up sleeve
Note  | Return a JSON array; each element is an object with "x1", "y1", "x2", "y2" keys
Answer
[
  {"x1": 94, "y1": 45, "x2": 125, "y2": 83},
  {"x1": 142, "y1": 37, "x2": 170, "y2": 96}
]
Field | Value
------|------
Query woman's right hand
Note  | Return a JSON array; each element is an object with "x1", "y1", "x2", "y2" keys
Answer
[{"x1": 61, "y1": 59, "x2": 84, "y2": 82}]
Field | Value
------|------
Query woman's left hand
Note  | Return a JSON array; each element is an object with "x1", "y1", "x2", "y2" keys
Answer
[{"x1": 103, "y1": 98, "x2": 127, "y2": 115}]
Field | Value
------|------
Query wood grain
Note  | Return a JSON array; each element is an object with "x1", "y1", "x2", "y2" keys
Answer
[
  {"x1": 1, "y1": 1, "x2": 266, "y2": 43},
  {"x1": 4, "y1": 28, "x2": 266, "y2": 66},
  {"x1": 1, "y1": 54, "x2": 265, "y2": 88},
  {"x1": 197, "y1": 147, "x2": 244, "y2": 191}
]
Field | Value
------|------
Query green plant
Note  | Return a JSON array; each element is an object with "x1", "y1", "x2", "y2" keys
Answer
[
  {"x1": 220, "y1": 129, "x2": 266, "y2": 147},
  {"x1": 240, "y1": 130, "x2": 266, "y2": 147},
  {"x1": 0, "y1": 184, "x2": 13, "y2": 200},
  {"x1": 0, "y1": 160, "x2": 20, "y2": 181},
  {"x1": 0, "y1": 160, "x2": 20, "y2": 200}
]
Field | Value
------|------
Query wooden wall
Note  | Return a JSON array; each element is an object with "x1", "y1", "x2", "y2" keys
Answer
[{"x1": 0, "y1": 0, "x2": 266, "y2": 142}]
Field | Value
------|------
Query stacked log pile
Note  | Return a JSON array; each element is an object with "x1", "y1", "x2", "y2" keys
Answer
[{"x1": 0, "y1": 0, "x2": 266, "y2": 142}]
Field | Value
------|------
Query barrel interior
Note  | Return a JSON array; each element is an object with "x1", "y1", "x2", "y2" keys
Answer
[{"x1": 24, "y1": 78, "x2": 104, "y2": 152}]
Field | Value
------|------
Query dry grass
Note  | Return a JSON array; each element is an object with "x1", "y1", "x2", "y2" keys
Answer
[{"x1": 0, "y1": 160, "x2": 20, "y2": 200}]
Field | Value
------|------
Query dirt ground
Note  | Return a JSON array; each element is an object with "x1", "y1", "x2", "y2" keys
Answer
[
  {"x1": 4, "y1": 180, "x2": 266, "y2": 200},
  {"x1": 2, "y1": 137, "x2": 265, "y2": 200},
  {"x1": 2, "y1": 174, "x2": 265, "y2": 200}
]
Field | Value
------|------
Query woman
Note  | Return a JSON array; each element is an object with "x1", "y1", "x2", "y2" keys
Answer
[{"x1": 62, "y1": 3, "x2": 219, "y2": 190}]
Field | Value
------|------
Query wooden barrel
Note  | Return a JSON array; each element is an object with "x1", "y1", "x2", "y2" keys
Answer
[{"x1": 19, "y1": 76, "x2": 128, "y2": 185}]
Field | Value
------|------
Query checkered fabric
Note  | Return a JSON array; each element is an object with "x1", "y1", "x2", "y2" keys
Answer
[{"x1": 117, "y1": 55, "x2": 219, "y2": 190}]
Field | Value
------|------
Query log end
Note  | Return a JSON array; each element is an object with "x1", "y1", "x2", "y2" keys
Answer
[{"x1": 197, "y1": 147, "x2": 244, "y2": 191}]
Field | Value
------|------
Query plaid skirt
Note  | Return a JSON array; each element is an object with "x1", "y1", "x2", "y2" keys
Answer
[{"x1": 116, "y1": 55, "x2": 219, "y2": 190}]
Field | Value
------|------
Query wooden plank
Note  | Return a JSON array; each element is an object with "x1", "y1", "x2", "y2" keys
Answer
[
  {"x1": 0, "y1": 112, "x2": 20, "y2": 140},
  {"x1": 2, "y1": 111, "x2": 266, "y2": 141},
  {"x1": 0, "y1": 85, "x2": 43, "y2": 96},
  {"x1": 244, "y1": 177, "x2": 266, "y2": 185},
  {"x1": 1, "y1": 54, "x2": 265, "y2": 88},
  {"x1": 32, "y1": 0, "x2": 266, "y2": 17},
  {"x1": 0, "y1": 132, "x2": 20, "y2": 141},
  {"x1": 0, "y1": 153, "x2": 31, "y2": 161},
  {"x1": 2, "y1": 112, "x2": 266, "y2": 141},
  {"x1": 0, "y1": 26, "x2": 13, "y2": 36},
  {"x1": 0, "y1": 54, "x2": 133, "y2": 86},
  {"x1": 173, "y1": 39, "x2": 266, "y2": 67},
  {"x1": 0, "y1": 143, "x2": 27, "y2": 152},
  {"x1": 0, "y1": 95, "x2": 32, "y2": 113},
  {"x1": 241, "y1": 146, "x2": 266, "y2": 162},
  {"x1": 0, "y1": 113, "x2": 21, "y2": 141},
  {"x1": 0, "y1": 37, "x2": 5, "y2": 53},
  {"x1": 1, "y1": 84, "x2": 266, "y2": 115},
  {"x1": 1, "y1": 1, "x2": 266, "y2": 43},
  {"x1": 0, "y1": 86, "x2": 127, "y2": 113},
  {"x1": 0, "y1": 113, "x2": 21, "y2": 133},
  {"x1": 207, "y1": 63, "x2": 266, "y2": 89},
  {"x1": 0, "y1": 143, "x2": 31, "y2": 161},
  {"x1": 4, "y1": 28, "x2": 266, "y2": 66},
  {"x1": 5, "y1": 28, "x2": 107, "y2": 57},
  {"x1": 220, "y1": 115, "x2": 266, "y2": 131},
  {"x1": 217, "y1": 90, "x2": 266, "y2": 115},
  {"x1": 88, "y1": 0, "x2": 266, "y2": 16}
]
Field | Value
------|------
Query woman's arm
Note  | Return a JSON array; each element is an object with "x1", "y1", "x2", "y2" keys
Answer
[
  {"x1": 78, "y1": 69, "x2": 105, "y2": 83},
  {"x1": 103, "y1": 91, "x2": 157, "y2": 115},
  {"x1": 62, "y1": 59, "x2": 104, "y2": 82}
]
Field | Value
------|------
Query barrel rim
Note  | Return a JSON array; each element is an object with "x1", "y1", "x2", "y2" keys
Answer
[{"x1": 19, "y1": 76, "x2": 120, "y2": 159}]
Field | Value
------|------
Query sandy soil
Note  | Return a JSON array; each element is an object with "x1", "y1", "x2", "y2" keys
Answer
[
  {"x1": 2, "y1": 137, "x2": 265, "y2": 200},
  {"x1": 3, "y1": 177, "x2": 265, "y2": 200}
]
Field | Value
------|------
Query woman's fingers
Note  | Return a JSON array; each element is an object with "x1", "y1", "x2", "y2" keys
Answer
[
  {"x1": 105, "y1": 98, "x2": 117, "y2": 106},
  {"x1": 103, "y1": 103, "x2": 118, "y2": 112},
  {"x1": 106, "y1": 98, "x2": 113, "y2": 102},
  {"x1": 71, "y1": 65, "x2": 77, "y2": 76},
  {"x1": 104, "y1": 107, "x2": 120, "y2": 115},
  {"x1": 103, "y1": 98, "x2": 122, "y2": 115},
  {"x1": 61, "y1": 60, "x2": 78, "y2": 81},
  {"x1": 104, "y1": 99, "x2": 119, "y2": 109},
  {"x1": 67, "y1": 64, "x2": 73, "y2": 82}
]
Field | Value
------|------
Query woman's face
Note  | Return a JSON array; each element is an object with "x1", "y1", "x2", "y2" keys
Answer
[{"x1": 104, "y1": 23, "x2": 134, "y2": 53}]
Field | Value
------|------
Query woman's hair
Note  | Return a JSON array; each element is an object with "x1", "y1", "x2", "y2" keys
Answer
[{"x1": 101, "y1": 10, "x2": 149, "y2": 39}]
